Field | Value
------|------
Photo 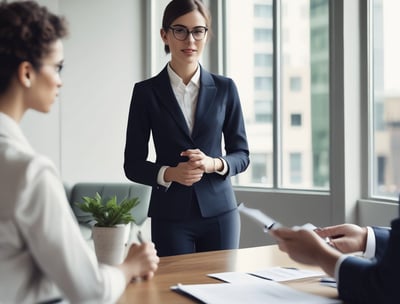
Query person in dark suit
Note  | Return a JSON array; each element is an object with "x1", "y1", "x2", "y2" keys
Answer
[
  {"x1": 124, "y1": 0, "x2": 249, "y2": 257},
  {"x1": 271, "y1": 219, "x2": 399, "y2": 303}
]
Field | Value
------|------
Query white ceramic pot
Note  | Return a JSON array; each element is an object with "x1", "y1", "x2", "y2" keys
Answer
[{"x1": 92, "y1": 223, "x2": 130, "y2": 265}]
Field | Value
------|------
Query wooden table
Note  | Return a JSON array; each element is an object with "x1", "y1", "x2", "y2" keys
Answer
[{"x1": 117, "y1": 245, "x2": 340, "y2": 303}]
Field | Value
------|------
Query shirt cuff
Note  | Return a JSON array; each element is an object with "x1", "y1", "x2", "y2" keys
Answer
[
  {"x1": 215, "y1": 157, "x2": 228, "y2": 175},
  {"x1": 334, "y1": 254, "x2": 350, "y2": 285},
  {"x1": 363, "y1": 226, "x2": 376, "y2": 259},
  {"x1": 157, "y1": 166, "x2": 172, "y2": 188},
  {"x1": 99, "y1": 264, "x2": 126, "y2": 303}
]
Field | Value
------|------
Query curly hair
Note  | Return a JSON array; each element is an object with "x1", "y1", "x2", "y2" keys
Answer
[
  {"x1": 162, "y1": 0, "x2": 211, "y2": 54},
  {"x1": 0, "y1": 1, "x2": 68, "y2": 94}
]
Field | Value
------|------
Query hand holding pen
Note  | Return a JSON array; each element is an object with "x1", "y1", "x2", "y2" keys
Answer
[
  {"x1": 137, "y1": 230, "x2": 145, "y2": 244},
  {"x1": 121, "y1": 231, "x2": 159, "y2": 282}
]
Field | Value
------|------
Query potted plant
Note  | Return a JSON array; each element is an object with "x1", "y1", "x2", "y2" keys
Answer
[{"x1": 75, "y1": 193, "x2": 140, "y2": 265}]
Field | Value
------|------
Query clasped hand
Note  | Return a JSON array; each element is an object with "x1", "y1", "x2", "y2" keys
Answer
[
  {"x1": 164, "y1": 149, "x2": 215, "y2": 186},
  {"x1": 181, "y1": 149, "x2": 215, "y2": 173}
]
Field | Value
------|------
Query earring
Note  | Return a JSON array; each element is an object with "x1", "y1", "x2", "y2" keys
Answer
[{"x1": 25, "y1": 80, "x2": 31, "y2": 88}]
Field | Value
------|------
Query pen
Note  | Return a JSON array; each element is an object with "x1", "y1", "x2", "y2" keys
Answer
[
  {"x1": 281, "y1": 267, "x2": 298, "y2": 270},
  {"x1": 137, "y1": 231, "x2": 144, "y2": 244},
  {"x1": 320, "y1": 277, "x2": 336, "y2": 283},
  {"x1": 265, "y1": 221, "x2": 282, "y2": 231}
]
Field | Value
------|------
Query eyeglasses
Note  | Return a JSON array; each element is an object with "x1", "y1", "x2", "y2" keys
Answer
[{"x1": 168, "y1": 26, "x2": 208, "y2": 41}]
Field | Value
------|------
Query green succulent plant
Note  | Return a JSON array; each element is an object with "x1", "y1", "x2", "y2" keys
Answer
[{"x1": 75, "y1": 192, "x2": 140, "y2": 227}]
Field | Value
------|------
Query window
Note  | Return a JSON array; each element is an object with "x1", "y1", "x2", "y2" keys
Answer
[
  {"x1": 255, "y1": 99, "x2": 273, "y2": 122},
  {"x1": 254, "y1": 28, "x2": 273, "y2": 42},
  {"x1": 255, "y1": 53, "x2": 273, "y2": 68},
  {"x1": 291, "y1": 113, "x2": 302, "y2": 126},
  {"x1": 289, "y1": 152, "x2": 302, "y2": 184},
  {"x1": 251, "y1": 153, "x2": 268, "y2": 183},
  {"x1": 254, "y1": 4, "x2": 273, "y2": 18},
  {"x1": 371, "y1": 0, "x2": 400, "y2": 198},
  {"x1": 290, "y1": 76, "x2": 302, "y2": 91},
  {"x1": 254, "y1": 4, "x2": 272, "y2": 18},
  {"x1": 254, "y1": 76, "x2": 273, "y2": 91},
  {"x1": 377, "y1": 156, "x2": 386, "y2": 185},
  {"x1": 225, "y1": 0, "x2": 330, "y2": 190}
]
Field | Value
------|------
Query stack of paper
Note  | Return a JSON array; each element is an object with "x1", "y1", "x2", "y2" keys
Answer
[
  {"x1": 209, "y1": 267, "x2": 324, "y2": 283},
  {"x1": 172, "y1": 280, "x2": 341, "y2": 304}
]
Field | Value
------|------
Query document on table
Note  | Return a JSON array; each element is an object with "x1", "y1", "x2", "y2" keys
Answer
[
  {"x1": 171, "y1": 280, "x2": 342, "y2": 304},
  {"x1": 209, "y1": 267, "x2": 324, "y2": 283},
  {"x1": 250, "y1": 266, "x2": 324, "y2": 281},
  {"x1": 208, "y1": 272, "x2": 268, "y2": 284}
]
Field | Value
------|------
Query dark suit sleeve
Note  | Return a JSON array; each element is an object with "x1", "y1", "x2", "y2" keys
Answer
[
  {"x1": 124, "y1": 82, "x2": 161, "y2": 187},
  {"x1": 221, "y1": 79, "x2": 249, "y2": 177},
  {"x1": 337, "y1": 218, "x2": 400, "y2": 304},
  {"x1": 372, "y1": 226, "x2": 391, "y2": 260}
]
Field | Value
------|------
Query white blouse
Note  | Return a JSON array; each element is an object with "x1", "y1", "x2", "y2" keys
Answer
[{"x1": 0, "y1": 113, "x2": 125, "y2": 304}]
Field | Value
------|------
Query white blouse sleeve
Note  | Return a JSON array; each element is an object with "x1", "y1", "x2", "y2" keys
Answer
[{"x1": 15, "y1": 157, "x2": 126, "y2": 303}]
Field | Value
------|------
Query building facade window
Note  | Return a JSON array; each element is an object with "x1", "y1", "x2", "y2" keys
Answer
[
  {"x1": 254, "y1": 28, "x2": 273, "y2": 42},
  {"x1": 255, "y1": 99, "x2": 273, "y2": 123},
  {"x1": 254, "y1": 76, "x2": 273, "y2": 91},
  {"x1": 254, "y1": 4, "x2": 273, "y2": 18},
  {"x1": 290, "y1": 152, "x2": 302, "y2": 184},
  {"x1": 255, "y1": 53, "x2": 273, "y2": 68},
  {"x1": 291, "y1": 113, "x2": 302, "y2": 126},
  {"x1": 290, "y1": 76, "x2": 302, "y2": 92},
  {"x1": 251, "y1": 153, "x2": 268, "y2": 183}
]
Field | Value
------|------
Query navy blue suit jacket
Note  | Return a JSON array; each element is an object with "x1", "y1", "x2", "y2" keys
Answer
[
  {"x1": 338, "y1": 218, "x2": 399, "y2": 303},
  {"x1": 124, "y1": 65, "x2": 249, "y2": 220}
]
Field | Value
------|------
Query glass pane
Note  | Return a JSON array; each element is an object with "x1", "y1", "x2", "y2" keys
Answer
[
  {"x1": 372, "y1": 0, "x2": 400, "y2": 198},
  {"x1": 225, "y1": 0, "x2": 274, "y2": 187},
  {"x1": 225, "y1": 0, "x2": 329, "y2": 190},
  {"x1": 280, "y1": 0, "x2": 330, "y2": 189},
  {"x1": 290, "y1": 152, "x2": 303, "y2": 184}
]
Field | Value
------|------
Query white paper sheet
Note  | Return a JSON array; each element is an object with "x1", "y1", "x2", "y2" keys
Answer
[
  {"x1": 238, "y1": 202, "x2": 320, "y2": 232},
  {"x1": 238, "y1": 202, "x2": 280, "y2": 230},
  {"x1": 171, "y1": 281, "x2": 342, "y2": 304},
  {"x1": 249, "y1": 266, "x2": 324, "y2": 281},
  {"x1": 210, "y1": 267, "x2": 324, "y2": 283},
  {"x1": 208, "y1": 272, "x2": 267, "y2": 284}
]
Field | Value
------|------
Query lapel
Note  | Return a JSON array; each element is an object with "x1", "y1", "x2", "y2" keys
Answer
[
  {"x1": 153, "y1": 66, "x2": 192, "y2": 139},
  {"x1": 152, "y1": 65, "x2": 217, "y2": 141},
  {"x1": 191, "y1": 66, "x2": 217, "y2": 139}
]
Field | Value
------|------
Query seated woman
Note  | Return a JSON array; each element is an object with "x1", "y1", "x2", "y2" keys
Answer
[{"x1": 0, "y1": 1, "x2": 159, "y2": 303}]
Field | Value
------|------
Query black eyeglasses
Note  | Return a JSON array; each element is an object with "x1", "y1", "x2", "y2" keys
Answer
[{"x1": 168, "y1": 26, "x2": 208, "y2": 41}]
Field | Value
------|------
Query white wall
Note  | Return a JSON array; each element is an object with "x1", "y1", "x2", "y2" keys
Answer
[
  {"x1": 22, "y1": 0, "x2": 145, "y2": 184},
  {"x1": 60, "y1": 0, "x2": 145, "y2": 183}
]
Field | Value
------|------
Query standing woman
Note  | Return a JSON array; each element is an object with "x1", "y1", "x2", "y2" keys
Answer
[
  {"x1": 0, "y1": 1, "x2": 158, "y2": 303},
  {"x1": 124, "y1": 0, "x2": 249, "y2": 257}
]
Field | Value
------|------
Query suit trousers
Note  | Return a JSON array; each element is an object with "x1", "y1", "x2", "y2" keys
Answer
[{"x1": 151, "y1": 193, "x2": 240, "y2": 257}]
